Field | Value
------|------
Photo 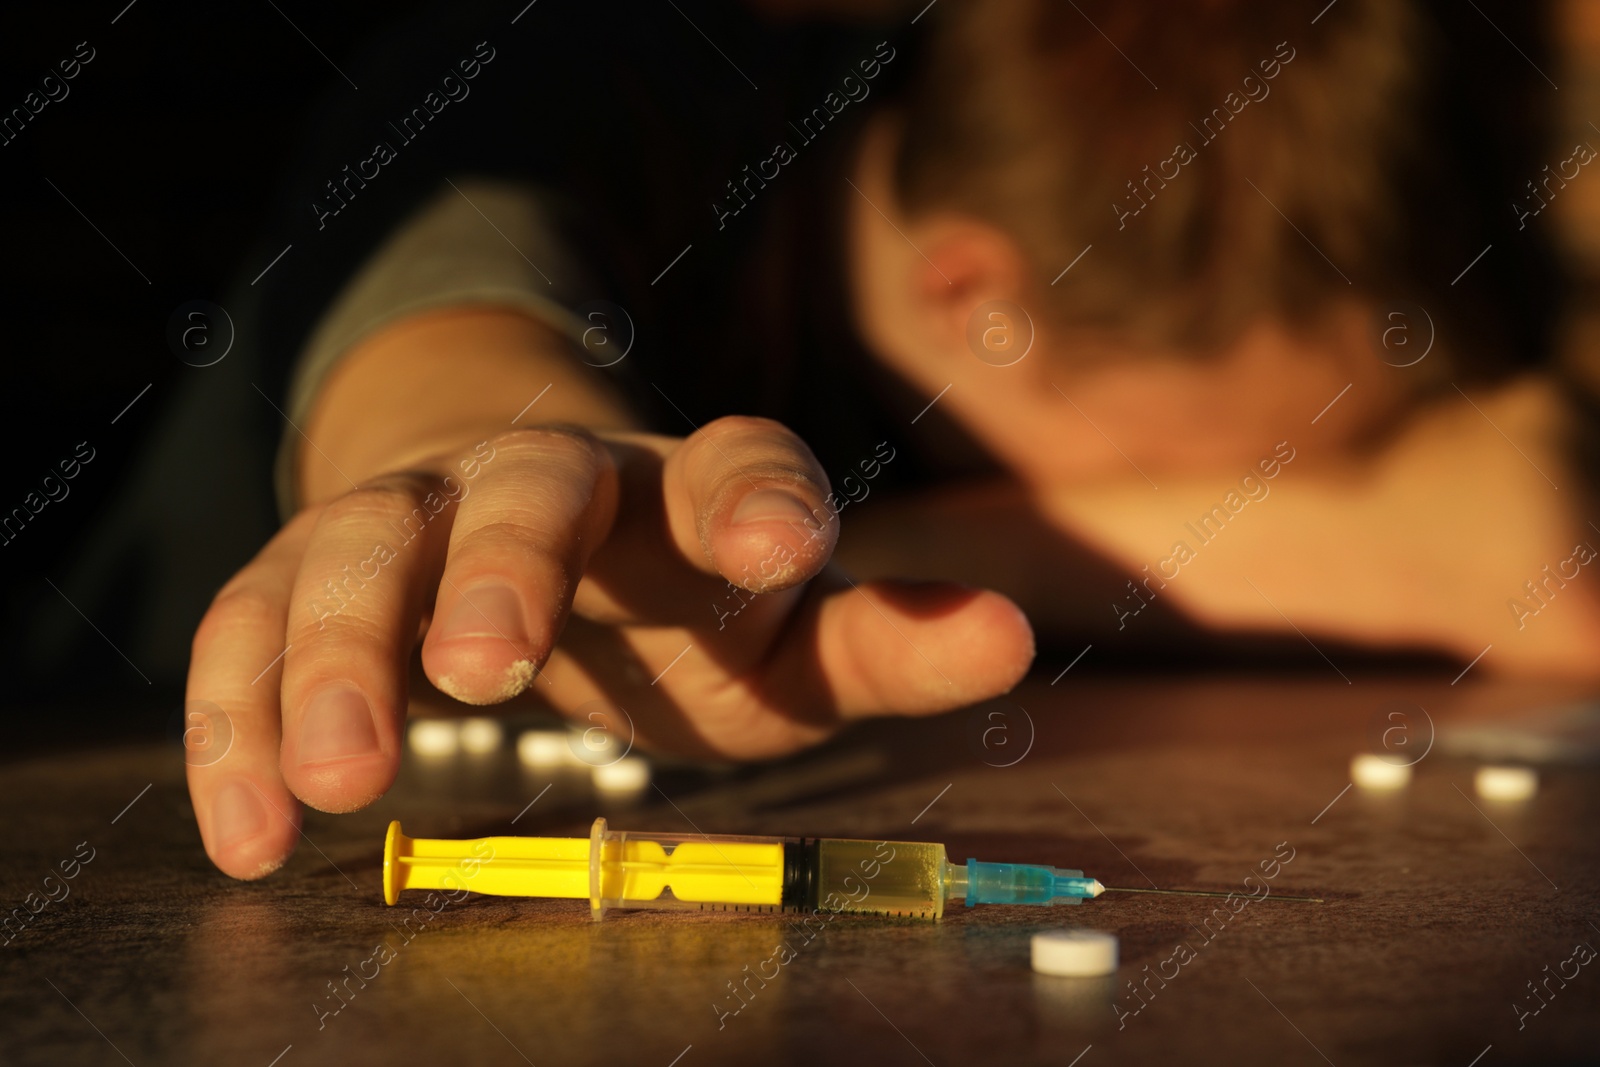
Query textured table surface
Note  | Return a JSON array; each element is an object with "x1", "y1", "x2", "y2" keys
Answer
[{"x1": 2, "y1": 676, "x2": 1597, "y2": 1067}]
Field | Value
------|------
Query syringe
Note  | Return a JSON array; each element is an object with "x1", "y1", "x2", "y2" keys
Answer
[{"x1": 382, "y1": 820, "x2": 1322, "y2": 920}]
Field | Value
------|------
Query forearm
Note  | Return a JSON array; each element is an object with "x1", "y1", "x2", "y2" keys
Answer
[
  {"x1": 297, "y1": 306, "x2": 641, "y2": 505},
  {"x1": 837, "y1": 480, "x2": 1196, "y2": 638},
  {"x1": 1047, "y1": 379, "x2": 1596, "y2": 671},
  {"x1": 841, "y1": 377, "x2": 1600, "y2": 676}
]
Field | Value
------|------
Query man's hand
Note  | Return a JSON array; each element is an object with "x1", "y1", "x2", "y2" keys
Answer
[{"x1": 186, "y1": 418, "x2": 1034, "y2": 879}]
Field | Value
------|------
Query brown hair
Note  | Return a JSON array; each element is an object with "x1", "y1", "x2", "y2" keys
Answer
[{"x1": 894, "y1": 0, "x2": 1430, "y2": 353}]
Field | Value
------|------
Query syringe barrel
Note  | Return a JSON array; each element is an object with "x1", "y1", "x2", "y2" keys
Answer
[
  {"x1": 588, "y1": 820, "x2": 789, "y2": 919},
  {"x1": 807, "y1": 837, "x2": 948, "y2": 920},
  {"x1": 589, "y1": 822, "x2": 950, "y2": 921},
  {"x1": 384, "y1": 820, "x2": 952, "y2": 921}
]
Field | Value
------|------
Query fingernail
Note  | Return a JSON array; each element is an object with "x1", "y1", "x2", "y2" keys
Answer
[
  {"x1": 435, "y1": 583, "x2": 527, "y2": 643},
  {"x1": 731, "y1": 489, "x2": 813, "y2": 527},
  {"x1": 298, "y1": 685, "x2": 380, "y2": 765},
  {"x1": 210, "y1": 779, "x2": 267, "y2": 849}
]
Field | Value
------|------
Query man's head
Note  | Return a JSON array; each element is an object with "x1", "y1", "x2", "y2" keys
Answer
[{"x1": 847, "y1": 0, "x2": 1524, "y2": 482}]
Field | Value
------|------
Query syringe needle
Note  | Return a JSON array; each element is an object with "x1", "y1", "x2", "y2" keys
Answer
[{"x1": 1101, "y1": 886, "x2": 1324, "y2": 903}]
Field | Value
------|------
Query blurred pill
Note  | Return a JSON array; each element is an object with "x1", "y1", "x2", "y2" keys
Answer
[
  {"x1": 592, "y1": 756, "x2": 651, "y2": 795},
  {"x1": 459, "y1": 717, "x2": 503, "y2": 754},
  {"x1": 409, "y1": 719, "x2": 459, "y2": 757},
  {"x1": 1475, "y1": 765, "x2": 1538, "y2": 801},
  {"x1": 1032, "y1": 929, "x2": 1118, "y2": 977},
  {"x1": 1351, "y1": 753, "x2": 1412, "y2": 790},
  {"x1": 517, "y1": 729, "x2": 571, "y2": 768}
]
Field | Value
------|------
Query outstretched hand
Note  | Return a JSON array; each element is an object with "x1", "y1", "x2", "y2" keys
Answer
[{"x1": 186, "y1": 417, "x2": 1034, "y2": 879}]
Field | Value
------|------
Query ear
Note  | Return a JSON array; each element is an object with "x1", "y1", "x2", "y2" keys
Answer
[{"x1": 909, "y1": 215, "x2": 1033, "y2": 360}]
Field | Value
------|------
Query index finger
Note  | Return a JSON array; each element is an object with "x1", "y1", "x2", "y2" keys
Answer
[{"x1": 571, "y1": 416, "x2": 839, "y2": 627}]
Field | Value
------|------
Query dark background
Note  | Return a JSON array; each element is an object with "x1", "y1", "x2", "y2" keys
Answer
[
  {"x1": 0, "y1": 1, "x2": 438, "y2": 741},
  {"x1": 0, "y1": 0, "x2": 1559, "y2": 742}
]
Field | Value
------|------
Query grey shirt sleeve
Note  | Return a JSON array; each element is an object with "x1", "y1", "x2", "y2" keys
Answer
[{"x1": 274, "y1": 177, "x2": 596, "y2": 517}]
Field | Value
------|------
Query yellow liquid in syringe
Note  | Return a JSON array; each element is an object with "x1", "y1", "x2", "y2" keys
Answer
[
  {"x1": 384, "y1": 820, "x2": 1322, "y2": 919},
  {"x1": 384, "y1": 820, "x2": 955, "y2": 920}
]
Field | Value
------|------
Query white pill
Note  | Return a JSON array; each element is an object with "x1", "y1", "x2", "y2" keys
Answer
[
  {"x1": 1351, "y1": 753, "x2": 1412, "y2": 790},
  {"x1": 1032, "y1": 929, "x2": 1118, "y2": 977},
  {"x1": 517, "y1": 730, "x2": 571, "y2": 768},
  {"x1": 459, "y1": 717, "x2": 503, "y2": 754},
  {"x1": 592, "y1": 756, "x2": 651, "y2": 794},
  {"x1": 409, "y1": 719, "x2": 459, "y2": 757},
  {"x1": 1475, "y1": 765, "x2": 1538, "y2": 801}
]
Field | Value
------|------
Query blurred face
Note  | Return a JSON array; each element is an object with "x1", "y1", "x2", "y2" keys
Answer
[{"x1": 846, "y1": 112, "x2": 1412, "y2": 487}]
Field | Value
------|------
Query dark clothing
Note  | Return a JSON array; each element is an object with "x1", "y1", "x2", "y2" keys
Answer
[{"x1": 258, "y1": 0, "x2": 990, "y2": 504}]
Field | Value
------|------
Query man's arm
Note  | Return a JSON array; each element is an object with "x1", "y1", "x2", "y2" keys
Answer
[
  {"x1": 187, "y1": 300, "x2": 1034, "y2": 881},
  {"x1": 298, "y1": 306, "x2": 638, "y2": 506},
  {"x1": 840, "y1": 376, "x2": 1600, "y2": 678}
]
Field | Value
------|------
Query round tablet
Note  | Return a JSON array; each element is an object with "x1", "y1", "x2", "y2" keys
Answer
[
  {"x1": 1475, "y1": 765, "x2": 1538, "y2": 802},
  {"x1": 409, "y1": 719, "x2": 459, "y2": 757},
  {"x1": 1351, "y1": 753, "x2": 1412, "y2": 790},
  {"x1": 592, "y1": 755, "x2": 652, "y2": 794},
  {"x1": 459, "y1": 717, "x2": 503, "y2": 754},
  {"x1": 517, "y1": 730, "x2": 571, "y2": 768},
  {"x1": 1031, "y1": 929, "x2": 1118, "y2": 977}
]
